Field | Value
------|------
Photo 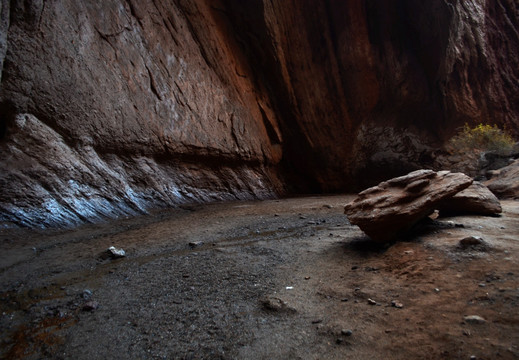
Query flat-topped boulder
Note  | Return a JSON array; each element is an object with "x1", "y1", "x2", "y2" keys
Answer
[{"x1": 344, "y1": 170, "x2": 473, "y2": 242}]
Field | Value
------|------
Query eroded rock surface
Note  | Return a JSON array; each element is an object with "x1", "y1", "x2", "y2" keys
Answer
[
  {"x1": 485, "y1": 159, "x2": 519, "y2": 199},
  {"x1": 0, "y1": 0, "x2": 284, "y2": 227},
  {"x1": 344, "y1": 170, "x2": 473, "y2": 242},
  {"x1": 1, "y1": 0, "x2": 518, "y2": 227},
  {"x1": 438, "y1": 182, "x2": 502, "y2": 216}
]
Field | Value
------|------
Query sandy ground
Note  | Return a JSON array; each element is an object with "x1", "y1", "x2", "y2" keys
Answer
[{"x1": 0, "y1": 195, "x2": 518, "y2": 360}]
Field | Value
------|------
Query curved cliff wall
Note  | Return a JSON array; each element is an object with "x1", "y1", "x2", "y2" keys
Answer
[
  {"x1": 0, "y1": 0, "x2": 285, "y2": 227},
  {"x1": 1, "y1": 0, "x2": 518, "y2": 227},
  {"x1": 225, "y1": 0, "x2": 519, "y2": 190}
]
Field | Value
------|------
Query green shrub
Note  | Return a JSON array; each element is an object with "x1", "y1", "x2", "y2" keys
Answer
[{"x1": 448, "y1": 123, "x2": 515, "y2": 154}]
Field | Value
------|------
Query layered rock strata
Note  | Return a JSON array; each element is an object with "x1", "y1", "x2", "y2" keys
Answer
[
  {"x1": 1, "y1": 0, "x2": 518, "y2": 227},
  {"x1": 485, "y1": 159, "x2": 519, "y2": 199},
  {"x1": 0, "y1": 0, "x2": 284, "y2": 227},
  {"x1": 438, "y1": 182, "x2": 502, "y2": 216},
  {"x1": 344, "y1": 170, "x2": 473, "y2": 242}
]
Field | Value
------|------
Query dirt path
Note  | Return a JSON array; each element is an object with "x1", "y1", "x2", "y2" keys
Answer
[{"x1": 1, "y1": 195, "x2": 518, "y2": 359}]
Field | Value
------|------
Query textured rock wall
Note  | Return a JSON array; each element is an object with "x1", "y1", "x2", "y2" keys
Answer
[
  {"x1": 1, "y1": 0, "x2": 518, "y2": 227},
  {"x1": 0, "y1": 0, "x2": 284, "y2": 227},
  {"x1": 226, "y1": 0, "x2": 519, "y2": 190}
]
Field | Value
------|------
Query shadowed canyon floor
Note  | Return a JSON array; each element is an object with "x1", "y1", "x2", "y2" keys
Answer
[{"x1": 1, "y1": 195, "x2": 518, "y2": 359}]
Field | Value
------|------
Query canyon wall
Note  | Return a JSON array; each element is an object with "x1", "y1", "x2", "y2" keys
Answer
[{"x1": 0, "y1": 0, "x2": 518, "y2": 227}]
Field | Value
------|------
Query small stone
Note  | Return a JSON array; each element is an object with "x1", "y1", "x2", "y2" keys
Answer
[
  {"x1": 336, "y1": 338, "x2": 343, "y2": 344},
  {"x1": 434, "y1": 288, "x2": 440, "y2": 293},
  {"x1": 311, "y1": 319, "x2": 323, "y2": 324},
  {"x1": 464, "y1": 315, "x2": 486, "y2": 324},
  {"x1": 391, "y1": 300, "x2": 403, "y2": 308},
  {"x1": 188, "y1": 241, "x2": 204, "y2": 248},
  {"x1": 261, "y1": 296, "x2": 296, "y2": 313},
  {"x1": 351, "y1": 266, "x2": 358, "y2": 270},
  {"x1": 82, "y1": 289, "x2": 93, "y2": 299},
  {"x1": 365, "y1": 266, "x2": 379, "y2": 272},
  {"x1": 341, "y1": 298, "x2": 349, "y2": 302},
  {"x1": 459, "y1": 236, "x2": 485, "y2": 247},
  {"x1": 341, "y1": 329, "x2": 353, "y2": 336},
  {"x1": 478, "y1": 283, "x2": 486, "y2": 287},
  {"x1": 323, "y1": 204, "x2": 333, "y2": 209},
  {"x1": 367, "y1": 298, "x2": 377, "y2": 305},
  {"x1": 105, "y1": 246, "x2": 126, "y2": 259},
  {"x1": 304, "y1": 276, "x2": 311, "y2": 280},
  {"x1": 82, "y1": 301, "x2": 99, "y2": 311},
  {"x1": 470, "y1": 356, "x2": 477, "y2": 360}
]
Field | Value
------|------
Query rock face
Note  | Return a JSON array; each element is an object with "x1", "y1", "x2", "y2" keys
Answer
[
  {"x1": 438, "y1": 182, "x2": 502, "y2": 216},
  {"x1": 485, "y1": 159, "x2": 519, "y2": 199},
  {"x1": 344, "y1": 170, "x2": 473, "y2": 242},
  {"x1": 1, "y1": 0, "x2": 518, "y2": 227},
  {"x1": 0, "y1": 0, "x2": 285, "y2": 227}
]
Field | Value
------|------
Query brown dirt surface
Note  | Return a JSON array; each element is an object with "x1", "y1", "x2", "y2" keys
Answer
[{"x1": 0, "y1": 195, "x2": 518, "y2": 359}]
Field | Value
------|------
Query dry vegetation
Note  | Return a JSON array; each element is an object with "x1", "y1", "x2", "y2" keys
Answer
[{"x1": 448, "y1": 123, "x2": 515, "y2": 155}]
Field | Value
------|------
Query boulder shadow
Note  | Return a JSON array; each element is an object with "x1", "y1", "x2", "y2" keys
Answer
[{"x1": 342, "y1": 235, "x2": 391, "y2": 257}]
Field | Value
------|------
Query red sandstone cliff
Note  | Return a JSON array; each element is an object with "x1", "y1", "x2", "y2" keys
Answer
[{"x1": 0, "y1": 0, "x2": 518, "y2": 227}]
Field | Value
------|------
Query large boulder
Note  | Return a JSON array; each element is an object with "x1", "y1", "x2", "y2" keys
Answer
[
  {"x1": 437, "y1": 182, "x2": 502, "y2": 216},
  {"x1": 484, "y1": 159, "x2": 519, "y2": 199},
  {"x1": 344, "y1": 170, "x2": 473, "y2": 242}
]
